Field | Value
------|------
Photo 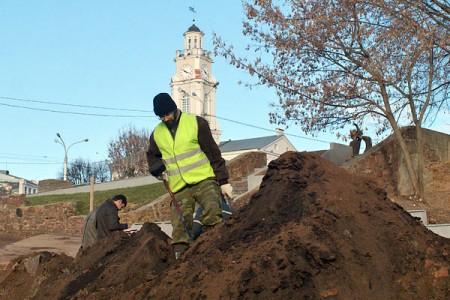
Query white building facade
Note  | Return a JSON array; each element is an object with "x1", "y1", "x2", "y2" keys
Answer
[{"x1": 0, "y1": 170, "x2": 38, "y2": 195}]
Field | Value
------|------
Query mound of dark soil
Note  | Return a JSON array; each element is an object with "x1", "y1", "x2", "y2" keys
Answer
[
  {"x1": 1, "y1": 152, "x2": 448, "y2": 299},
  {"x1": 0, "y1": 223, "x2": 174, "y2": 299}
]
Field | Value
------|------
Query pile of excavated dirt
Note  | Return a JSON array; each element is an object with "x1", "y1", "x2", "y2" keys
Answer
[{"x1": 0, "y1": 152, "x2": 448, "y2": 299}]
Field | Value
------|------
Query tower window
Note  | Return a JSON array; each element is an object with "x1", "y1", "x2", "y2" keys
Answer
[
  {"x1": 182, "y1": 94, "x2": 190, "y2": 113},
  {"x1": 188, "y1": 38, "x2": 191, "y2": 49},
  {"x1": 194, "y1": 38, "x2": 197, "y2": 48},
  {"x1": 203, "y1": 95, "x2": 208, "y2": 116}
]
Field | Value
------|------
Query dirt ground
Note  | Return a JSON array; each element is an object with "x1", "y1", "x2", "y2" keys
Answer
[
  {"x1": 0, "y1": 152, "x2": 449, "y2": 299},
  {"x1": 0, "y1": 233, "x2": 81, "y2": 267}
]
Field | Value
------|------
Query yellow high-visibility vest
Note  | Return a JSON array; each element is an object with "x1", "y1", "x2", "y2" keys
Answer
[{"x1": 154, "y1": 113, "x2": 215, "y2": 193}]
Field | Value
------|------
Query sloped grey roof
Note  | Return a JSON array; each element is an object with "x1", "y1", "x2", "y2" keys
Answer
[
  {"x1": 0, "y1": 170, "x2": 37, "y2": 184},
  {"x1": 219, "y1": 135, "x2": 281, "y2": 152},
  {"x1": 188, "y1": 24, "x2": 201, "y2": 32},
  {"x1": 0, "y1": 173, "x2": 21, "y2": 183}
]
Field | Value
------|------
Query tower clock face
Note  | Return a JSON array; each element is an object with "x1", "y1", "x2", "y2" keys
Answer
[
  {"x1": 201, "y1": 65, "x2": 209, "y2": 79},
  {"x1": 180, "y1": 64, "x2": 193, "y2": 79}
]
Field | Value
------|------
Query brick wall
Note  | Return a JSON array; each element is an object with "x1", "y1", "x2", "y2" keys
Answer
[{"x1": 0, "y1": 195, "x2": 83, "y2": 234}]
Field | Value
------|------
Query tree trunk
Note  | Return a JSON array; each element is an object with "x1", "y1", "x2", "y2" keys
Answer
[
  {"x1": 391, "y1": 127, "x2": 421, "y2": 198},
  {"x1": 415, "y1": 126, "x2": 426, "y2": 202}
]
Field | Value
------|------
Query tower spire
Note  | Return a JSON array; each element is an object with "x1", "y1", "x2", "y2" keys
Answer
[{"x1": 189, "y1": 5, "x2": 196, "y2": 23}]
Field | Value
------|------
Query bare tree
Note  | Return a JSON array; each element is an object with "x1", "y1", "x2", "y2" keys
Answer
[
  {"x1": 59, "y1": 158, "x2": 110, "y2": 185},
  {"x1": 68, "y1": 158, "x2": 87, "y2": 185},
  {"x1": 393, "y1": 0, "x2": 450, "y2": 53},
  {"x1": 213, "y1": 0, "x2": 449, "y2": 200},
  {"x1": 94, "y1": 160, "x2": 111, "y2": 183},
  {"x1": 108, "y1": 125, "x2": 150, "y2": 180}
]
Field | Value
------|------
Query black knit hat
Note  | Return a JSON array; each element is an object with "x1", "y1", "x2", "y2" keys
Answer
[{"x1": 153, "y1": 93, "x2": 177, "y2": 116}]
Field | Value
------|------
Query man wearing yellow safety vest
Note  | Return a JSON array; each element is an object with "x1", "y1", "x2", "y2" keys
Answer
[{"x1": 147, "y1": 93, "x2": 234, "y2": 259}]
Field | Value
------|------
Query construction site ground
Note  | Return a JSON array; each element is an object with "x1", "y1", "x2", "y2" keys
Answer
[{"x1": 0, "y1": 152, "x2": 449, "y2": 299}]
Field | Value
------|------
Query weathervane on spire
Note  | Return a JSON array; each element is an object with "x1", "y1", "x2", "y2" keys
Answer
[{"x1": 189, "y1": 5, "x2": 197, "y2": 23}]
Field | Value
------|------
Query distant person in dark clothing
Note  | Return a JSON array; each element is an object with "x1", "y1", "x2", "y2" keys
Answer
[
  {"x1": 350, "y1": 123, "x2": 372, "y2": 156},
  {"x1": 80, "y1": 206, "x2": 99, "y2": 249},
  {"x1": 96, "y1": 194, "x2": 128, "y2": 240}
]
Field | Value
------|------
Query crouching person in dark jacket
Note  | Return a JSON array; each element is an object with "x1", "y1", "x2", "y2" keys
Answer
[{"x1": 96, "y1": 194, "x2": 129, "y2": 240}]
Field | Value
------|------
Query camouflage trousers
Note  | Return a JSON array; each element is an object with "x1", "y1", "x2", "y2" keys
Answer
[{"x1": 170, "y1": 179, "x2": 222, "y2": 245}]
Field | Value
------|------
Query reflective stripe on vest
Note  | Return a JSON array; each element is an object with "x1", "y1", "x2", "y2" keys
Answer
[{"x1": 154, "y1": 113, "x2": 215, "y2": 193}]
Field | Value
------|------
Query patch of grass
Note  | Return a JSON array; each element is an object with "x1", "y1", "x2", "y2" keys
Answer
[{"x1": 26, "y1": 183, "x2": 167, "y2": 215}]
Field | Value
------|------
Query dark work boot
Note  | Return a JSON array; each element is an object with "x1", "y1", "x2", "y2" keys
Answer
[{"x1": 173, "y1": 243, "x2": 189, "y2": 260}]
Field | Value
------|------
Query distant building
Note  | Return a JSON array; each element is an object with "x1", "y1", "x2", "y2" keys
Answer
[
  {"x1": 0, "y1": 170, "x2": 39, "y2": 195},
  {"x1": 219, "y1": 128, "x2": 297, "y2": 163},
  {"x1": 171, "y1": 23, "x2": 221, "y2": 143}
]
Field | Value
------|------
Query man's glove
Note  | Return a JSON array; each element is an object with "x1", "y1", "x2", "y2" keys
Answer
[
  {"x1": 220, "y1": 183, "x2": 234, "y2": 200},
  {"x1": 157, "y1": 171, "x2": 168, "y2": 181},
  {"x1": 149, "y1": 161, "x2": 166, "y2": 177}
]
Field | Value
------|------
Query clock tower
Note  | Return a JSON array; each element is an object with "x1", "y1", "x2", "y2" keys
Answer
[{"x1": 170, "y1": 24, "x2": 221, "y2": 143}]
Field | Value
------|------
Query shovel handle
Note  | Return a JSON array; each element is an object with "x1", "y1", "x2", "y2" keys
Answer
[{"x1": 163, "y1": 180, "x2": 194, "y2": 242}]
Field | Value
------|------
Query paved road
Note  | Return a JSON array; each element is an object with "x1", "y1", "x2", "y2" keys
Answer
[{"x1": 0, "y1": 233, "x2": 81, "y2": 268}]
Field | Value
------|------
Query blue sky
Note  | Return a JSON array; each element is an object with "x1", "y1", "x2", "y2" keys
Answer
[{"x1": 1, "y1": 1, "x2": 448, "y2": 182}]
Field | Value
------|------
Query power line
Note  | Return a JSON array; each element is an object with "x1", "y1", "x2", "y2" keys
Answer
[
  {"x1": 0, "y1": 152, "x2": 58, "y2": 160},
  {"x1": 0, "y1": 159, "x2": 109, "y2": 167},
  {"x1": 1, "y1": 95, "x2": 332, "y2": 144},
  {"x1": 211, "y1": 114, "x2": 332, "y2": 144},
  {"x1": 0, "y1": 96, "x2": 151, "y2": 113},
  {"x1": 0, "y1": 161, "x2": 60, "y2": 165},
  {"x1": 0, "y1": 102, "x2": 152, "y2": 118},
  {"x1": 0, "y1": 151, "x2": 109, "y2": 167}
]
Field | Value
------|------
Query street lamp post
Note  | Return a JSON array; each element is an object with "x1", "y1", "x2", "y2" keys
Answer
[{"x1": 55, "y1": 133, "x2": 89, "y2": 181}]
